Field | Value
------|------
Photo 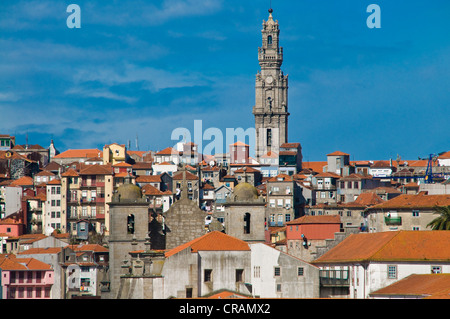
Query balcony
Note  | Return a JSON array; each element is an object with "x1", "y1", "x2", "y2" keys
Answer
[
  {"x1": 319, "y1": 270, "x2": 350, "y2": 287},
  {"x1": 80, "y1": 182, "x2": 105, "y2": 188},
  {"x1": 384, "y1": 216, "x2": 402, "y2": 225}
]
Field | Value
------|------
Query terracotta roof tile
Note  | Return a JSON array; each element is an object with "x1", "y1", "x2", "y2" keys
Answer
[
  {"x1": 0, "y1": 254, "x2": 53, "y2": 270},
  {"x1": 267, "y1": 174, "x2": 293, "y2": 182},
  {"x1": 314, "y1": 172, "x2": 341, "y2": 179},
  {"x1": 53, "y1": 149, "x2": 102, "y2": 159},
  {"x1": 287, "y1": 215, "x2": 341, "y2": 225},
  {"x1": 327, "y1": 151, "x2": 349, "y2": 156},
  {"x1": 370, "y1": 274, "x2": 450, "y2": 298},
  {"x1": 61, "y1": 168, "x2": 80, "y2": 177},
  {"x1": 165, "y1": 231, "x2": 250, "y2": 257},
  {"x1": 173, "y1": 171, "x2": 198, "y2": 180},
  {"x1": 370, "y1": 193, "x2": 450, "y2": 210},
  {"x1": 68, "y1": 243, "x2": 108, "y2": 252},
  {"x1": 18, "y1": 247, "x2": 64, "y2": 255},
  {"x1": 136, "y1": 175, "x2": 162, "y2": 183},
  {"x1": 280, "y1": 143, "x2": 300, "y2": 148},
  {"x1": 10, "y1": 176, "x2": 34, "y2": 186},
  {"x1": 313, "y1": 231, "x2": 450, "y2": 264},
  {"x1": 79, "y1": 164, "x2": 112, "y2": 175},
  {"x1": 142, "y1": 184, "x2": 172, "y2": 195},
  {"x1": 155, "y1": 147, "x2": 179, "y2": 156}
]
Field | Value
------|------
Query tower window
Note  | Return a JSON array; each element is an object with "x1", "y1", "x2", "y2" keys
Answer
[
  {"x1": 267, "y1": 129, "x2": 272, "y2": 147},
  {"x1": 127, "y1": 214, "x2": 135, "y2": 234},
  {"x1": 267, "y1": 35, "x2": 272, "y2": 46},
  {"x1": 244, "y1": 213, "x2": 251, "y2": 234}
]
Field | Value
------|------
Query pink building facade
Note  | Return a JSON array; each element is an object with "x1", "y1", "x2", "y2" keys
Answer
[{"x1": 0, "y1": 255, "x2": 54, "y2": 299}]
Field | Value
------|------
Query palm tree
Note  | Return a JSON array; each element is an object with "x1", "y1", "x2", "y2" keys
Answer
[{"x1": 427, "y1": 205, "x2": 450, "y2": 230}]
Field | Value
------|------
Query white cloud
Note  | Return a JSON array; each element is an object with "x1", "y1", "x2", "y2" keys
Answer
[{"x1": 73, "y1": 63, "x2": 210, "y2": 92}]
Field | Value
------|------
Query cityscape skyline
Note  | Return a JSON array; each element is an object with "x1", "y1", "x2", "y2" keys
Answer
[{"x1": 0, "y1": 0, "x2": 449, "y2": 161}]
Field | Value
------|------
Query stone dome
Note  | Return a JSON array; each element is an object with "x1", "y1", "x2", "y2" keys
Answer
[
  {"x1": 116, "y1": 182, "x2": 142, "y2": 201},
  {"x1": 232, "y1": 182, "x2": 259, "y2": 201}
]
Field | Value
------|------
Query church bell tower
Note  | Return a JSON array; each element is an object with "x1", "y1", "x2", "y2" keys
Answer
[{"x1": 253, "y1": 8, "x2": 289, "y2": 161}]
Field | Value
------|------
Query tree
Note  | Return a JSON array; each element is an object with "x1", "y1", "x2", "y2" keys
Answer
[{"x1": 427, "y1": 205, "x2": 450, "y2": 230}]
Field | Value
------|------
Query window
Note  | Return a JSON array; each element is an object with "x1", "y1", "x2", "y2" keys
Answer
[
  {"x1": 267, "y1": 35, "x2": 272, "y2": 45},
  {"x1": 244, "y1": 213, "x2": 251, "y2": 234},
  {"x1": 412, "y1": 210, "x2": 420, "y2": 217},
  {"x1": 298, "y1": 267, "x2": 304, "y2": 276},
  {"x1": 267, "y1": 129, "x2": 272, "y2": 146},
  {"x1": 253, "y1": 266, "x2": 260, "y2": 278},
  {"x1": 127, "y1": 214, "x2": 135, "y2": 234},
  {"x1": 204, "y1": 269, "x2": 212, "y2": 282},
  {"x1": 431, "y1": 266, "x2": 442, "y2": 274},
  {"x1": 387, "y1": 265, "x2": 397, "y2": 279},
  {"x1": 274, "y1": 267, "x2": 281, "y2": 277},
  {"x1": 18, "y1": 287, "x2": 24, "y2": 298},
  {"x1": 236, "y1": 269, "x2": 244, "y2": 282},
  {"x1": 276, "y1": 284, "x2": 281, "y2": 292}
]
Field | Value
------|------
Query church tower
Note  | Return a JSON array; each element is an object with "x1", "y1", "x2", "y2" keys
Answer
[{"x1": 253, "y1": 8, "x2": 289, "y2": 161}]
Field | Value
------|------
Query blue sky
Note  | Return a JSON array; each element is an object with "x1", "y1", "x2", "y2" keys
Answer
[{"x1": 0, "y1": 0, "x2": 449, "y2": 162}]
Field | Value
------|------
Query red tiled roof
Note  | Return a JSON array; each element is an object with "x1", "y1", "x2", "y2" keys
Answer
[
  {"x1": 280, "y1": 143, "x2": 300, "y2": 148},
  {"x1": 313, "y1": 231, "x2": 450, "y2": 264},
  {"x1": 327, "y1": 151, "x2": 349, "y2": 156},
  {"x1": 314, "y1": 172, "x2": 341, "y2": 179},
  {"x1": 53, "y1": 149, "x2": 102, "y2": 159},
  {"x1": 46, "y1": 179, "x2": 61, "y2": 185},
  {"x1": 68, "y1": 243, "x2": 108, "y2": 253},
  {"x1": 155, "y1": 147, "x2": 179, "y2": 156},
  {"x1": 267, "y1": 174, "x2": 293, "y2": 182},
  {"x1": 61, "y1": 168, "x2": 79, "y2": 177},
  {"x1": 173, "y1": 171, "x2": 198, "y2": 180},
  {"x1": 10, "y1": 176, "x2": 34, "y2": 186},
  {"x1": 370, "y1": 274, "x2": 450, "y2": 299},
  {"x1": 370, "y1": 193, "x2": 450, "y2": 210},
  {"x1": 142, "y1": 184, "x2": 172, "y2": 196},
  {"x1": 339, "y1": 173, "x2": 372, "y2": 180},
  {"x1": 79, "y1": 164, "x2": 112, "y2": 175},
  {"x1": 136, "y1": 175, "x2": 162, "y2": 183},
  {"x1": 18, "y1": 247, "x2": 64, "y2": 255},
  {"x1": 35, "y1": 170, "x2": 56, "y2": 177},
  {"x1": 113, "y1": 162, "x2": 132, "y2": 167},
  {"x1": 287, "y1": 215, "x2": 341, "y2": 225},
  {"x1": 438, "y1": 151, "x2": 450, "y2": 159},
  {"x1": 302, "y1": 161, "x2": 327, "y2": 173},
  {"x1": 165, "y1": 231, "x2": 250, "y2": 257},
  {"x1": 0, "y1": 150, "x2": 35, "y2": 162},
  {"x1": 0, "y1": 255, "x2": 52, "y2": 270},
  {"x1": 234, "y1": 166, "x2": 260, "y2": 173}
]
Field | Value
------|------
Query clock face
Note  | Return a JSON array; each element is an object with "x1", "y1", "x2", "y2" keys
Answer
[{"x1": 265, "y1": 76, "x2": 273, "y2": 84}]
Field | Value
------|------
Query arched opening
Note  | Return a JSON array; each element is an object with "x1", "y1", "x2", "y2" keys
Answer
[
  {"x1": 267, "y1": 35, "x2": 272, "y2": 46},
  {"x1": 127, "y1": 214, "x2": 135, "y2": 234},
  {"x1": 244, "y1": 213, "x2": 251, "y2": 234}
]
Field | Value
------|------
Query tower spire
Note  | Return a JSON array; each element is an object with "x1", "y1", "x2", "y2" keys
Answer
[{"x1": 253, "y1": 7, "x2": 289, "y2": 161}]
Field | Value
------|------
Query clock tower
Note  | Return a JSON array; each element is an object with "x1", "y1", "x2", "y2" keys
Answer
[{"x1": 253, "y1": 8, "x2": 289, "y2": 161}]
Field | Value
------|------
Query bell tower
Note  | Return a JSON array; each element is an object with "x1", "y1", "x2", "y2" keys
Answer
[{"x1": 253, "y1": 8, "x2": 289, "y2": 161}]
